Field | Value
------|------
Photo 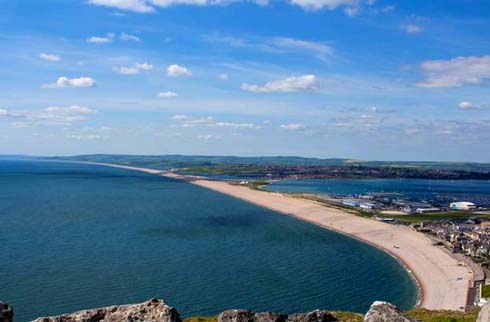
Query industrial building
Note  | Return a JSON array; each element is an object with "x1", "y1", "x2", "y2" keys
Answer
[{"x1": 450, "y1": 202, "x2": 476, "y2": 211}]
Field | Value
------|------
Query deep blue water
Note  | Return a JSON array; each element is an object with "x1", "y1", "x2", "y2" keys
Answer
[
  {"x1": 264, "y1": 179, "x2": 490, "y2": 205},
  {"x1": 0, "y1": 160, "x2": 416, "y2": 321}
]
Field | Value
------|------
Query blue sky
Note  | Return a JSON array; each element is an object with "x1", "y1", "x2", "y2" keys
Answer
[{"x1": 1, "y1": 0, "x2": 490, "y2": 161}]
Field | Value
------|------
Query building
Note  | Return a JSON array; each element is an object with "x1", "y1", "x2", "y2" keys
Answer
[
  {"x1": 342, "y1": 199, "x2": 359, "y2": 207},
  {"x1": 360, "y1": 202, "x2": 378, "y2": 210},
  {"x1": 450, "y1": 202, "x2": 476, "y2": 211},
  {"x1": 416, "y1": 207, "x2": 440, "y2": 214}
]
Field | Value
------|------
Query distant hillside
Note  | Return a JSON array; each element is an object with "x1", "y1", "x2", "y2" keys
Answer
[
  {"x1": 2, "y1": 154, "x2": 490, "y2": 173},
  {"x1": 43, "y1": 154, "x2": 490, "y2": 172}
]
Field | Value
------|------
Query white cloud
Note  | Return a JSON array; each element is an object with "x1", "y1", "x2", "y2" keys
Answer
[
  {"x1": 158, "y1": 91, "x2": 178, "y2": 98},
  {"x1": 11, "y1": 106, "x2": 98, "y2": 127},
  {"x1": 87, "y1": 0, "x2": 155, "y2": 13},
  {"x1": 197, "y1": 134, "x2": 222, "y2": 140},
  {"x1": 88, "y1": 0, "x2": 374, "y2": 14},
  {"x1": 167, "y1": 64, "x2": 192, "y2": 77},
  {"x1": 171, "y1": 114, "x2": 187, "y2": 120},
  {"x1": 152, "y1": 0, "x2": 226, "y2": 6},
  {"x1": 241, "y1": 74, "x2": 318, "y2": 93},
  {"x1": 280, "y1": 123, "x2": 305, "y2": 131},
  {"x1": 0, "y1": 108, "x2": 9, "y2": 117},
  {"x1": 417, "y1": 55, "x2": 490, "y2": 88},
  {"x1": 40, "y1": 53, "x2": 60, "y2": 62},
  {"x1": 381, "y1": 5, "x2": 395, "y2": 12},
  {"x1": 86, "y1": 33, "x2": 115, "y2": 44},
  {"x1": 458, "y1": 101, "x2": 488, "y2": 110},
  {"x1": 268, "y1": 37, "x2": 333, "y2": 62},
  {"x1": 401, "y1": 24, "x2": 423, "y2": 34},
  {"x1": 214, "y1": 121, "x2": 259, "y2": 129},
  {"x1": 113, "y1": 62, "x2": 153, "y2": 74},
  {"x1": 67, "y1": 134, "x2": 103, "y2": 140},
  {"x1": 113, "y1": 66, "x2": 139, "y2": 75},
  {"x1": 135, "y1": 62, "x2": 153, "y2": 70},
  {"x1": 40, "y1": 106, "x2": 97, "y2": 122},
  {"x1": 120, "y1": 33, "x2": 141, "y2": 41},
  {"x1": 344, "y1": 6, "x2": 360, "y2": 16},
  {"x1": 219, "y1": 73, "x2": 229, "y2": 80},
  {"x1": 288, "y1": 0, "x2": 360, "y2": 12},
  {"x1": 42, "y1": 77, "x2": 96, "y2": 88},
  {"x1": 205, "y1": 34, "x2": 333, "y2": 62},
  {"x1": 174, "y1": 116, "x2": 260, "y2": 129}
]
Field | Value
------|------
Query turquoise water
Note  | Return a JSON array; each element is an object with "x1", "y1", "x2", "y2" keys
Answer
[
  {"x1": 0, "y1": 160, "x2": 416, "y2": 321},
  {"x1": 264, "y1": 179, "x2": 490, "y2": 205}
]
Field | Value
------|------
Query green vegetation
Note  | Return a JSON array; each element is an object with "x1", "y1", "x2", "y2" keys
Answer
[
  {"x1": 406, "y1": 308, "x2": 479, "y2": 322},
  {"x1": 482, "y1": 284, "x2": 490, "y2": 298},
  {"x1": 251, "y1": 180, "x2": 270, "y2": 190},
  {"x1": 184, "y1": 309, "x2": 480, "y2": 322},
  {"x1": 184, "y1": 316, "x2": 217, "y2": 322},
  {"x1": 388, "y1": 211, "x2": 490, "y2": 224},
  {"x1": 182, "y1": 165, "x2": 265, "y2": 176},
  {"x1": 41, "y1": 154, "x2": 490, "y2": 171},
  {"x1": 330, "y1": 311, "x2": 363, "y2": 321}
]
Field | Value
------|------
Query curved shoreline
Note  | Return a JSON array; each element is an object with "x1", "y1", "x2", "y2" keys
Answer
[{"x1": 76, "y1": 162, "x2": 472, "y2": 311}]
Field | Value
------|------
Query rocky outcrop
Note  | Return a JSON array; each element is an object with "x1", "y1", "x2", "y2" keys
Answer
[
  {"x1": 32, "y1": 299, "x2": 181, "y2": 322},
  {"x1": 363, "y1": 301, "x2": 414, "y2": 322},
  {"x1": 286, "y1": 310, "x2": 338, "y2": 322},
  {"x1": 0, "y1": 301, "x2": 14, "y2": 322},
  {"x1": 0, "y1": 298, "x2": 419, "y2": 322},
  {"x1": 218, "y1": 309, "x2": 337, "y2": 322}
]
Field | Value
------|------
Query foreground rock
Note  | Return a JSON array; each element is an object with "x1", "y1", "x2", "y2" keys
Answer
[
  {"x1": 0, "y1": 301, "x2": 14, "y2": 322},
  {"x1": 2, "y1": 298, "x2": 417, "y2": 322},
  {"x1": 218, "y1": 309, "x2": 337, "y2": 322},
  {"x1": 363, "y1": 301, "x2": 414, "y2": 322},
  {"x1": 33, "y1": 299, "x2": 181, "y2": 322}
]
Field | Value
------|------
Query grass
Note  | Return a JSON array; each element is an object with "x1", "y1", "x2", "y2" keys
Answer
[
  {"x1": 184, "y1": 309, "x2": 480, "y2": 322},
  {"x1": 331, "y1": 311, "x2": 363, "y2": 321},
  {"x1": 482, "y1": 284, "x2": 490, "y2": 298},
  {"x1": 406, "y1": 308, "x2": 480, "y2": 322},
  {"x1": 184, "y1": 317, "x2": 217, "y2": 322}
]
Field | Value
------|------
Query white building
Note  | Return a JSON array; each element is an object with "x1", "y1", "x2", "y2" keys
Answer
[
  {"x1": 450, "y1": 202, "x2": 476, "y2": 211},
  {"x1": 360, "y1": 202, "x2": 378, "y2": 210},
  {"x1": 416, "y1": 207, "x2": 440, "y2": 214}
]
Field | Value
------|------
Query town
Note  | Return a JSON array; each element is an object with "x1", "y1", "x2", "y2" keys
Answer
[{"x1": 318, "y1": 193, "x2": 490, "y2": 308}]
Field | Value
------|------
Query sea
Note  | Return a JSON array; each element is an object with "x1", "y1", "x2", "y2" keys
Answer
[
  {"x1": 0, "y1": 160, "x2": 416, "y2": 321},
  {"x1": 264, "y1": 178, "x2": 490, "y2": 206}
]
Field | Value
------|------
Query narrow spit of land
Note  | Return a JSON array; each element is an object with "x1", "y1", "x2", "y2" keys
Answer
[{"x1": 84, "y1": 162, "x2": 473, "y2": 312}]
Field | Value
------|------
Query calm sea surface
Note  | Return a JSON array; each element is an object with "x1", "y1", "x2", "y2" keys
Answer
[
  {"x1": 0, "y1": 160, "x2": 416, "y2": 321},
  {"x1": 264, "y1": 178, "x2": 490, "y2": 205}
]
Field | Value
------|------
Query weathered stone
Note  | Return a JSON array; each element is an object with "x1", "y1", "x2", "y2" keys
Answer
[
  {"x1": 32, "y1": 298, "x2": 181, "y2": 322},
  {"x1": 218, "y1": 310, "x2": 255, "y2": 322},
  {"x1": 363, "y1": 301, "x2": 414, "y2": 322},
  {"x1": 286, "y1": 310, "x2": 337, "y2": 322},
  {"x1": 0, "y1": 301, "x2": 14, "y2": 322},
  {"x1": 218, "y1": 309, "x2": 335, "y2": 322},
  {"x1": 254, "y1": 312, "x2": 286, "y2": 322}
]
